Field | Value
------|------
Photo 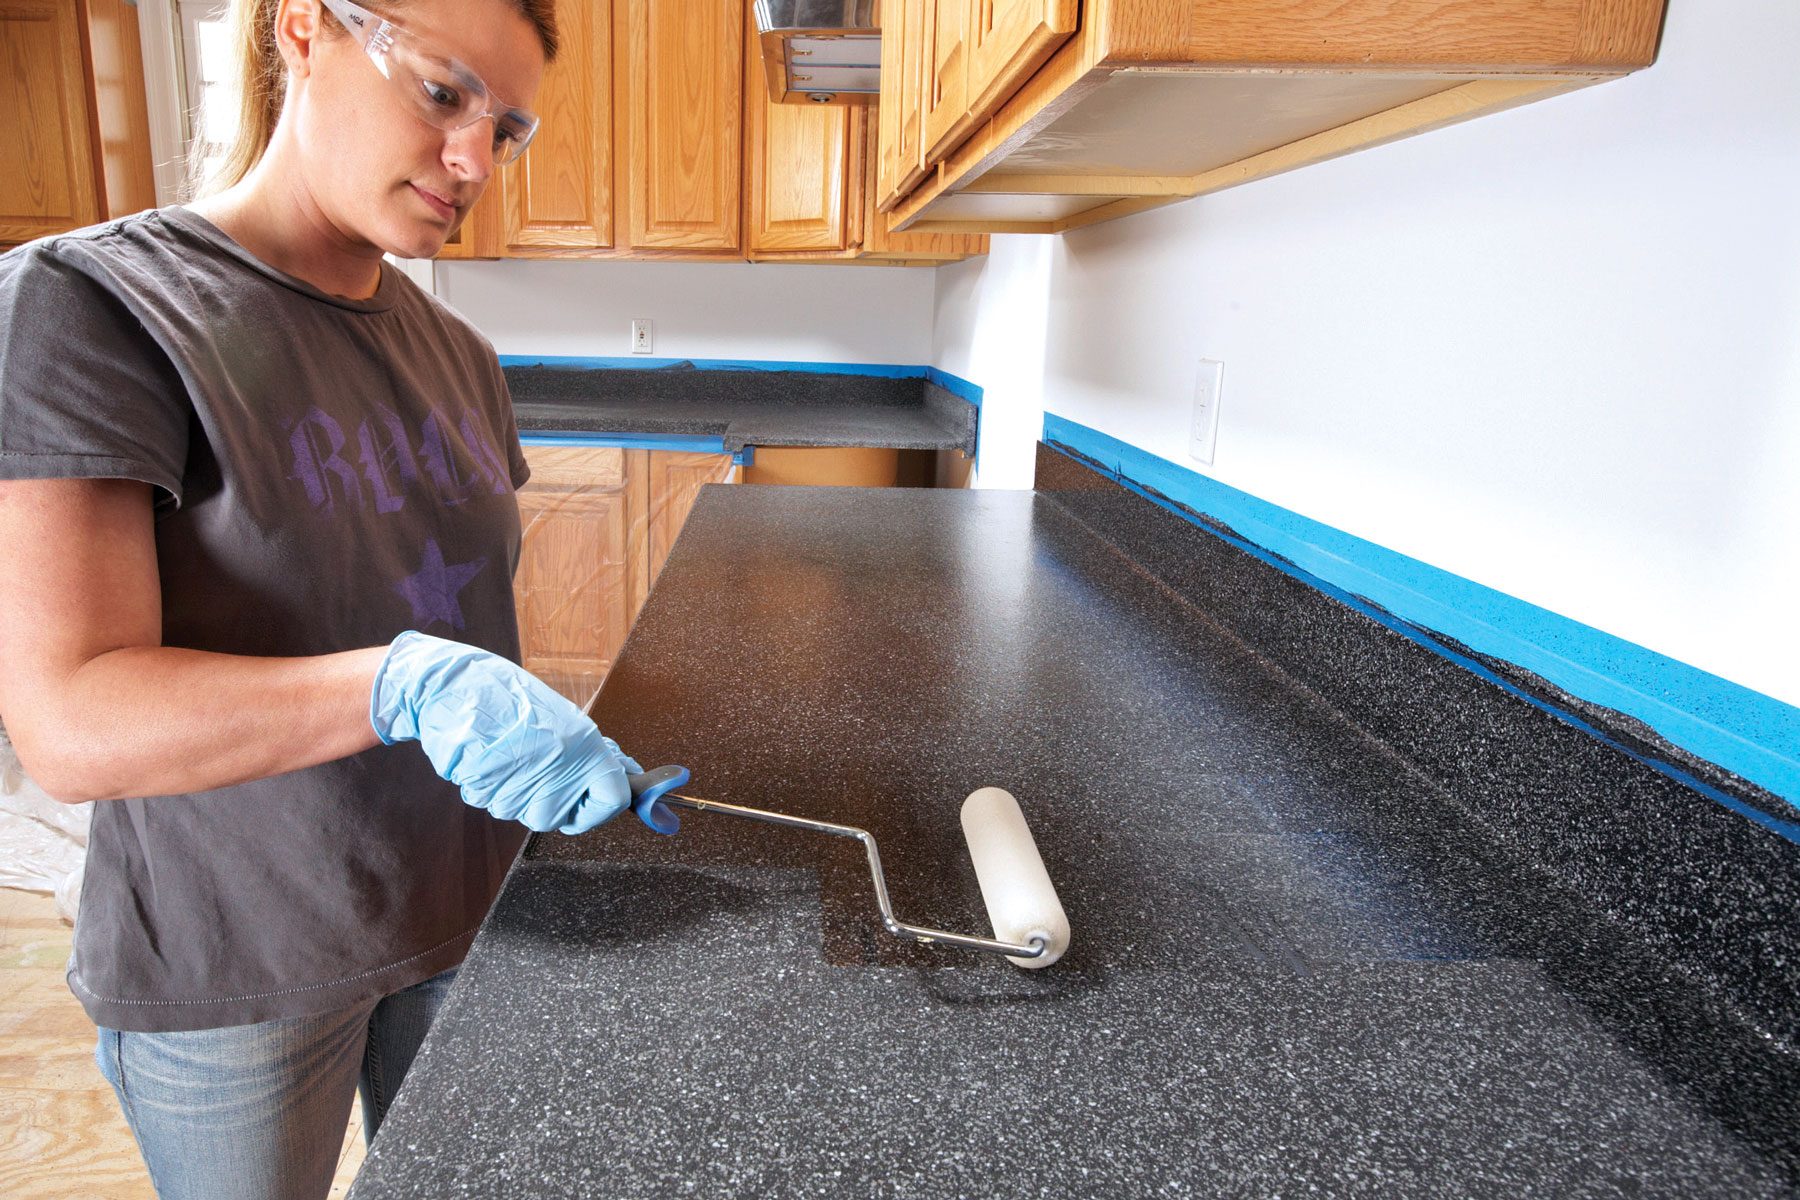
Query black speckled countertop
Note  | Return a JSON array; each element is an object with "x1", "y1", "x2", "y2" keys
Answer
[
  {"x1": 348, "y1": 454, "x2": 1799, "y2": 1198},
  {"x1": 505, "y1": 363, "x2": 977, "y2": 454}
]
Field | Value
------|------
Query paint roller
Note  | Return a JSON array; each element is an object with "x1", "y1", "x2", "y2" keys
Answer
[{"x1": 628, "y1": 767, "x2": 1070, "y2": 967}]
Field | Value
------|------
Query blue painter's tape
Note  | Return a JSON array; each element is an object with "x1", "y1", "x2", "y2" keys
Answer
[
  {"x1": 519, "y1": 431, "x2": 753, "y2": 466},
  {"x1": 926, "y1": 366, "x2": 985, "y2": 406},
  {"x1": 521, "y1": 431, "x2": 727, "y2": 452},
  {"x1": 499, "y1": 354, "x2": 928, "y2": 380},
  {"x1": 1041, "y1": 413, "x2": 1800, "y2": 816},
  {"x1": 505, "y1": 357, "x2": 985, "y2": 471}
]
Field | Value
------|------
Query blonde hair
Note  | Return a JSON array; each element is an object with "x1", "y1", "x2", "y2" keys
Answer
[{"x1": 196, "y1": 0, "x2": 559, "y2": 197}]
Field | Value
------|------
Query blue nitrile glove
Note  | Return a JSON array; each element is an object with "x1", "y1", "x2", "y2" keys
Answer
[{"x1": 369, "y1": 631, "x2": 652, "y2": 835}]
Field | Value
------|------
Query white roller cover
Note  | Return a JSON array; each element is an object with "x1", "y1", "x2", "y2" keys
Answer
[{"x1": 960, "y1": 787, "x2": 1070, "y2": 968}]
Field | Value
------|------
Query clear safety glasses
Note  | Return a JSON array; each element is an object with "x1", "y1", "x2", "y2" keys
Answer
[{"x1": 319, "y1": 0, "x2": 540, "y2": 165}]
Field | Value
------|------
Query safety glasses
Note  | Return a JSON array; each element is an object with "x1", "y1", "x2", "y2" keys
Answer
[{"x1": 319, "y1": 0, "x2": 540, "y2": 165}]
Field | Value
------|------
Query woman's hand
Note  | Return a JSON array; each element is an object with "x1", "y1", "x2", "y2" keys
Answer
[{"x1": 370, "y1": 631, "x2": 650, "y2": 835}]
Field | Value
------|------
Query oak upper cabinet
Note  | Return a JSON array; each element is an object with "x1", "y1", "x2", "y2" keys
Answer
[
  {"x1": 436, "y1": 0, "x2": 982, "y2": 263},
  {"x1": 514, "y1": 446, "x2": 648, "y2": 708},
  {"x1": 2, "y1": 2, "x2": 97, "y2": 246},
  {"x1": 743, "y1": 17, "x2": 858, "y2": 256},
  {"x1": 880, "y1": 0, "x2": 1668, "y2": 236},
  {"x1": 742, "y1": 18, "x2": 985, "y2": 263},
  {"x1": 506, "y1": 0, "x2": 613, "y2": 251},
  {"x1": 964, "y1": 0, "x2": 1077, "y2": 124},
  {"x1": 920, "y1": 0, "x2": 970, "y2": 162},
  {"x1": 619, "y1": 0, "x2": 743, "y2": 253},
  {"x1": 439, "y1": 179, "x2": 505, "y2": 258},
  {"x1": 1, "y1": 0, "x2": 154, "y2": 248},
  {"x1": 856, "y1": 111, "x2": 985, "y2": 262},
  {"x1": 876, "y1": 0, "x2": 930, "y2": 210},
  {"x1": 915, "y1": 0, "x2": 1079, "y2": 171}
]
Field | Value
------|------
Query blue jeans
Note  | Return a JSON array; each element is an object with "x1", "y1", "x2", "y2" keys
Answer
[{"x1": 93, "y1": 966, "x2": 458, "y2": 1200}]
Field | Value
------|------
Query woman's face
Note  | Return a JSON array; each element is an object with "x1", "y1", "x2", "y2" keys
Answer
[{"x1": 285, "y1": 0, "x2": 546, "y2": 260}]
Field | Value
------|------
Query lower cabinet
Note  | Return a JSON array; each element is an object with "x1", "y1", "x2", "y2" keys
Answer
[{"x1": 514, "y1": 445, "x2": 737, "y2": 708}]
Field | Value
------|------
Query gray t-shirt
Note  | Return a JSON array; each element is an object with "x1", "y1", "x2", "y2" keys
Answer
[{"x1": 0, "y1": 207, "x2": 532, "y2": 1032}]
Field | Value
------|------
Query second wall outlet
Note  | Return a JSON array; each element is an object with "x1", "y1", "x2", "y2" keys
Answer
[
  {"x1": 631, "y1": 318, "x2": 654, "y2": 354},
  {"x1": 1189, "y1": 358, "x2": 1224, "y2": 464}
]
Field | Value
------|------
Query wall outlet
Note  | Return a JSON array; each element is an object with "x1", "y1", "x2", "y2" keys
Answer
[
  {"x1": 630, "y1": 318, "x2": 654, "y2": 354},
  {"x1": 1189, "y1": 358, "x2": 1224, "y2": 464}
]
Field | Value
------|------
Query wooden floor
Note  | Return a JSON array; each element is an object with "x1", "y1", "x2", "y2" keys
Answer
[{"x1": 0, "y1": 888, "x2": 367, "y2": 1198}]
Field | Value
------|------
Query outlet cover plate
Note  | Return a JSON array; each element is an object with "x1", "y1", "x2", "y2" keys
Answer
[
  {"x1": 631, "y1": 319, "x2": 654, "y2": 355},
  {"x1": 1189, "y1": 358, "x2": 1223, "y2": 464}
]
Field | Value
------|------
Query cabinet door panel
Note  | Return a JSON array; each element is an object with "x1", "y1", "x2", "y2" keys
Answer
[
  {"x1": 506, "y1": 0, "x2": 612, "y2": 249},
  {"x1": 435, "y1": 222, "x2": 474, "y2": 259},
  {"x1": 620, "y1": 0, "x2": 742, "y2": 251},
  {"x1": 647, "y1": 451, "x2": 736, "y2": 584},
  {"x1": 439, "y1": 187, "x2": 504, "y2": 259},
  {"x1": 745, "y1": 23, "x2": 855, "y2": 254},
  {"x1": 514, "y1": 447, "x2": 646, "y2": 708},
  {"x1": 965, "y1": 0, "x2": 1077, "y2": 126},
  {"x1": 876, "y1": 0, "x2": 902, "y2": 207},
  {"x1": 83, "y1": 0, "x2": 156, "y2": 219},
  {"x1": 877, "y1": 0, "x2": 931, "y2": 209},
  {"x1": 0, "y1": 1, "x2": 99, "y2": 245},
  {"x1": 920, "y1": 0, "x2": 970, "y2": 162},
  {"x1": 860, "y1": 110, "x2": 984, "y2": 259}
]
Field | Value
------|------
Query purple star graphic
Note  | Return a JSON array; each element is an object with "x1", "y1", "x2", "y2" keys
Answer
[{"x1": 394, "y1": 539, "x2": 487, "y2": 632}]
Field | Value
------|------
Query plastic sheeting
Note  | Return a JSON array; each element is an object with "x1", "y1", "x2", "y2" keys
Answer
[{"x1": 0, "y1": 726, "x2": 89, "y2": 924}]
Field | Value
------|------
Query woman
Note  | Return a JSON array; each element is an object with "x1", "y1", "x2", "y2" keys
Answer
[{"x1": 0, "y1": 0, "x2": 652, "y2": 1195}]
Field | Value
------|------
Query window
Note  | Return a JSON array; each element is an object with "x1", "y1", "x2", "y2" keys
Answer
[
  {"x1": 138, "y1": 0, "x2": 235, "y2": 202},
  {"x1": 178, "y1": 1, "x2": 238, "y2": 191}
]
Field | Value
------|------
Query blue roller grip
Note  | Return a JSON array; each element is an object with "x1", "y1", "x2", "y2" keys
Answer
[{"x1": 628, "y1": 765, "x2": 689, "y2": 835}]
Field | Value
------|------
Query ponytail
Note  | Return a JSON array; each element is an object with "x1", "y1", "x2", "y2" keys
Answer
[
  {"x1": 191, "y1": 0, "x2": 282, "y2": 198},
  {"x1": 194, "y1": 0, "x2": 560, "y2": 199}
]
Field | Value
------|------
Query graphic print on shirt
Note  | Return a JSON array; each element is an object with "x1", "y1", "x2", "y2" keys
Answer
[
  {"x1": 285, "y1": 405, "x2": 513, "y2": 632},
  {"x1": 396, "y1": 538, "x2": 489, "y2": 632},
  {"x1": 286, "y1": 405, "x2": 513, "y2": 516}
]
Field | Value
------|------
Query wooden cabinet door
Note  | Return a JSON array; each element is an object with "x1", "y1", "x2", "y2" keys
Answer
[
  {"x1": 877, "y1": 0, "x2": 931, "y2": 210},
  {"x1": 438, "y1": 186, "x2": 503, "y2": 258},
  {"x1": 435, "y1": 221, "x2": 474, "y2": 259},
  {"x1": 0, "y1": 1, "x2": 100, "y2": 246},
  {"x1": 82, "y1": 0, "x2": 156, "y2": 220},
  {"x1": 744, "y1": 22, "x2": 857, "y2": 255},
  {"x1": 504, "y1": 0, "x2": 613, "y2": 250},
  {"x1": 646, "y1": 451, "x2": 737, "y2": 585},
  {"x1": 514, "y1": 447, "x2": 648, "y2": 708},
  {"x1": 875, "y1": 0, "x2": 903, "y2": 208},
  {"x1": 618, "y1": 0, "x2": 742, "y2": 251},
  {"x1": 920, "y1": 0, "x2": 971, "y2": 163},
  {"x1": 858, "y1": 111, "x2": 985, "y2": 260},
  {"x1": 964, "y1": 0, "x2": 1076, "y2": 126}
]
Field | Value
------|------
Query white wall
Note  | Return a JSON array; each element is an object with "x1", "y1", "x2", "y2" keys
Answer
[
  {"x1": 437, "y1": 258, "x2": 936, "y2": 364},
  {"x1": 932, "y1": 238, "x2": 1054, "y2": 488},
  {"x1": 932, "y1": 1, "x2": 1800, "y2": 709}
]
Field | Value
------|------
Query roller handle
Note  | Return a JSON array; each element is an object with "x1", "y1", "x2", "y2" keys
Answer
[
  {"x1": 627, "y1": 766, "x2": 689, "y2": 835},
  {"x1": 624, "y1": 769, "x2": 1063, "y2": 967}
]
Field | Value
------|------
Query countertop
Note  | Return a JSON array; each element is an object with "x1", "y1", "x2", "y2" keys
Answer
[
  {"x1": 348, "y1": 475, "x2": 1798, "y2": 1198},
  {"x1": 505, "y1": 363, "x2": 977, "y2": 454}
]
